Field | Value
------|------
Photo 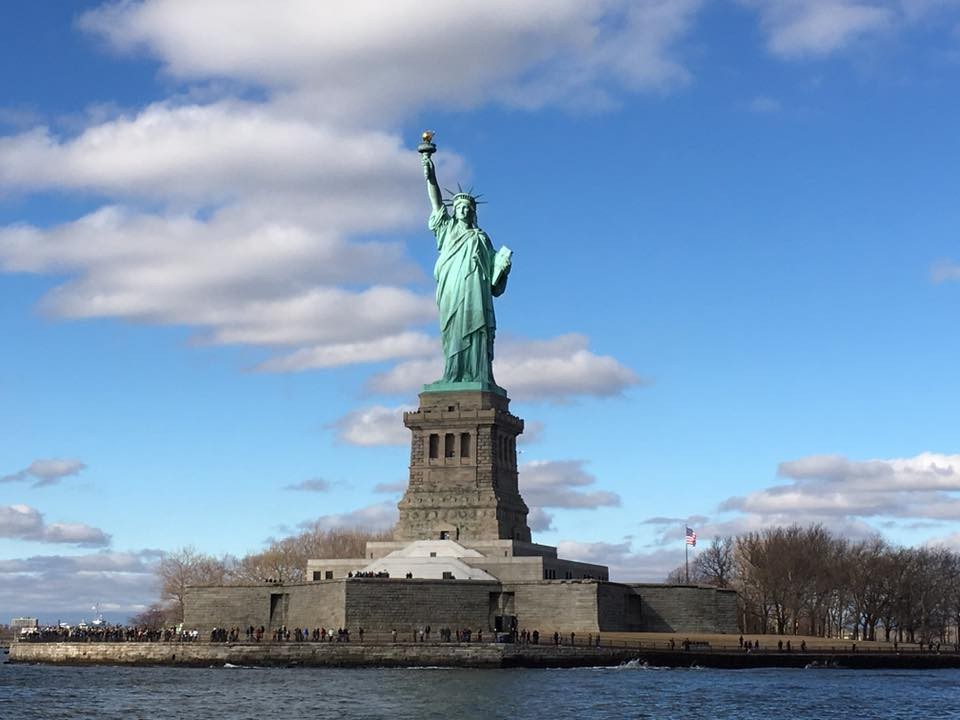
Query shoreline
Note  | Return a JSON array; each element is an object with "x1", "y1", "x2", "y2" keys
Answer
[{"x1": 9, "y1": 641, "x2": 960, "y2": 670}]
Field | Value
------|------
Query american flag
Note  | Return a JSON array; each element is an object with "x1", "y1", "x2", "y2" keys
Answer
[{"x1": 685, "y1": 527, "x2": 697, "y2": 546}]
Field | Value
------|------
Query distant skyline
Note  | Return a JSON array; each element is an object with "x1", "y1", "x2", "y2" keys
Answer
[{"x1": 2, "y1": 0, "x2": 960, "y2": 622}]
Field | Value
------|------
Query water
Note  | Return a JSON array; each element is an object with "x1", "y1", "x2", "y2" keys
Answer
[{"x1": 2, "y1": 658, "x2": 958, "y2": 720}]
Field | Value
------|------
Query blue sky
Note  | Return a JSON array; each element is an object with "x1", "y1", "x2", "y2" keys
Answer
[{"x1": 2, "y1": 0, "x2": 960, "y2": 622}]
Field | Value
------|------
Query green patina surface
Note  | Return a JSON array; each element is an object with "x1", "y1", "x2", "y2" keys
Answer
[{"x1": 421, "y1": 140, "x2": 512, "y2": 395}]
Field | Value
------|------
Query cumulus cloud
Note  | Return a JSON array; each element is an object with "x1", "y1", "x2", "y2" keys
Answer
[
  {"x1": 0, "y1": 550, "x2": 161, "y2": 620},
  {"x1": 332, "y1": 405, "x2": 413, "y2": 446},
  {"x1": 717, "y1": 452, "x2": 960, "y2": 528},
  {"x1": 0, "y1": 102, "x2": 422, "y2": 201},
  {"x1": 517, "y1": 420, "x2": 545, "y2": 445},
  {"x1": 79, "y1": 1, "x2": 702, "y2": 119},
  {"x1": 1, "y1": 458, "x2": 87, "y2": 487},
  {"x1": 738, "y1": 0, "x2": 960, "y2": 60},
  {"x1": 739, "y1": 0, "x2": 894, "y2": 58},
  {"x1": 527, "y1": 507, "x2": 555, "y2": 532},
  {"x1": 259, "y1": 333, "x2": 435, "y2": 373},
  {"x1": 0, "y1": 505, "x2": 111, "y2": 547},
  {"x1": 369, "y1": 334, "x2": 642, "y2": 401},
  {"x1": 284, "y1": 478, "x2": 331, "y2": 493},
  {"x1": 0, "y1": 3, "x2": 675, "y2": 380},
  {"x1": 302, "y1": 501, "x2": 398, "y2": 532},
  {"x1": 517, "y1": 460, "x2": 619, "y2": 532},
  {"x1": 558, "y1": 540, "x2": 679, "y2": 582},
  {"x1": 520, "y1": 460, "x2": 621, "y2": 509}
]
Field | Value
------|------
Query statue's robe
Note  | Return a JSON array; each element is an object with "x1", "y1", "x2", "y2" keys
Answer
[{"x1": 429, "y1": 207, "x2": 509, "y2": 384}]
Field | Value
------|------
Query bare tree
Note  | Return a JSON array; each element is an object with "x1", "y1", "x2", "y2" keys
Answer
[
  {"x1": 159, "y1": 546, "x2": 228, "y2": 622},
  {"x1": 230, "y1": 526, "x2": 394, "y2": 584},
  {"x1": 128, "y1": 603, "x2": 171, "y2": 629},
  {"x1": 695, "y1": 536, "x2": 734, "y2": 588}
]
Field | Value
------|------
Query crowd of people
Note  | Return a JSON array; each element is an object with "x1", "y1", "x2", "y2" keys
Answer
[
  {"x1": 16, "y1": 623, "x2": 594, "y2": 648},
  {"x1": 18, "y1": 625, "x2": 200, "y2": 643},
  {"x1": 346, "y1": 571, "x2": 390, "y2": 578}
]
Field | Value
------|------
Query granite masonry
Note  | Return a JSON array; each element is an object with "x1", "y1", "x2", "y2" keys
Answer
[{"x1": 183, "y1": 388, "x2": 738, "y2": 637}]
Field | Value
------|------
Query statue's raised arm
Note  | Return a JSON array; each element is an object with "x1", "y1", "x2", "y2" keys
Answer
[
  {"x1": 420, "y1": 132, "x2": 443, "y2": 213},
  {"x1": 423, "y1": 155, "x2": 443, "y2": 213}
]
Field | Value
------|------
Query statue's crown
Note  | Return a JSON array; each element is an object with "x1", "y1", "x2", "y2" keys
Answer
[{"x1": 444, "y1": 184, "x2": 486, "y2": 209}]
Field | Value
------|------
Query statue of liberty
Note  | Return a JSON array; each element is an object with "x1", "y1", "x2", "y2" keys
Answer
[{"x1": 420, "y1": 132, "x2": 512, "y2": 394}]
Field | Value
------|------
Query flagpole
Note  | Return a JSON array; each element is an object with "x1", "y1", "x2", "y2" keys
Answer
[{"x1": 684, "y1": 526, "x2": 689, "y2": 583}]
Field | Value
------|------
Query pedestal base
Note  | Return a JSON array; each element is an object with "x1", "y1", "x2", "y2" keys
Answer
[
  {"x1": 396, "y1": 389, "x2": 529, "y2": 543},
  {"x1": 422, "y1": 380, "x2": 507, "y2": 397}
]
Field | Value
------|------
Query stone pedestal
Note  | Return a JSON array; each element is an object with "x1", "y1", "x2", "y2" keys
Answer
[{"x1": 395, "y1": 390, "x2": 531, "y2": 543}]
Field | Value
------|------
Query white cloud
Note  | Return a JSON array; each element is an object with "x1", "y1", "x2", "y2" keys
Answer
[
  {"x1": 0, "y1": 205, "x2": 439, "y2": 365},
  {"x1": 520, "y1": 459, "x2": 621, "y2": 509},
  {"x1": 931, "y1": 259, "x2": 960, "y2": 284},
  {"x1": 739, "y1": 1, "x2": 894, "y2": 58},
  {"x1": 284, "y1": 478, "x2": 331, "y2": 493},
  {"x1": 80, "y1": 1, "x2": 702, "y2": 119},
  {"x1": 558, "y1": 540, "x2": 678, "y2": 582},
  {"x1": 332, "y1": 405, "x2": 413, "y2": 446},
  {"x1": 527, "y1": 507, "x2": 555, "y2": 532},
  {"x1": 0, "y1": 505, "x2": 111, "y2": 547},
  {"x1": 777, "y1": 452, "x2": 960, "y2": 491},
  {"x1": 259, "y1": 332, "x2": 436, "y2": 373},
  {"x1": 716, "y1": 452, "x2": 960, "y2": 528},
  {"x1": 0, "y1": 550, "x2": 161, "y2": 620},
  {"x1": 0, "y1": 101, "x2": 439, "y2": 216},
  {"x1": 0, "y1": 3, "x2": 683, "y2": 378},
  {"x1": 302, "y1": 502, "x2": 398, "y2": 532},
  {"x1": 373, "y1": 481, "x2": 407, "y2": 495},
  {"x1": 517, "y1": 420, "x2": 545, "y2": 445},
  {"x1": 368, "y1": 334, "x2": 642, "y2": 401},
  {"x1": 641, "y1": 514, "x2": 710, "y2": 526},
  {"x1": 1, "y1": 458, "x2": 87, "y2": 487},
  {"x1": 367, "y1": 358, "x2": 441, "y2": 395},
  {"x1": 495, "y1": 335, "x2": 645, "y2": 401}
]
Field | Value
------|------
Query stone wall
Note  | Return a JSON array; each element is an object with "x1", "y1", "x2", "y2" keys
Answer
[
  {"x1": 597, "y1": 583, "x2": 644, "y2": 632},
  {"x1": 632, "y1": 584, "x2": 739, "y2": 634},
  {"x1": 184, "y1": 579, "x2": 738, "y2": 637},
  {"x1": 15, "y1": 640, "x2": 960, "y2": 670},
  {"x1": 184, "y1": 582, "x2": 346, "y2": 632},
  {"x1": 508, "y1": 581, "x2": 601, "y2": 632},
  {"x1": 344, "y1": 578, "x2": 498, "y2": 633}
]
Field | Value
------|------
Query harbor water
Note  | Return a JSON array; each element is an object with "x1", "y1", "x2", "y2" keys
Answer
[{"x1": 2, "y1": 656, "x2": 958, "y2": 720}]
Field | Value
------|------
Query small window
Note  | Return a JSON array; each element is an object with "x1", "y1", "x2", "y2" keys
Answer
[
  {"x1": 565, "y1": 571, "x2": 573, "y2": 579},
  {"x1": 442, "y1": 571, "x2": 454, "y2": 580},
  {"x1": 430, "y1": 551, "x2": 437, "y2": 557},
  {"x1": 445, "y1": 433, "x2": 455, "y2": 458},
  {"x1": 440, "y1": 531, "x2": 449, "y2": 540},
  {"x1": 460, "y1": 432, "x2": 471, "y2": 458},
  {"x1": 325, "y1": 571, "x2": 333, "y2": 580},
  {"x1": 312, "y1": 571, "x2": 322, "y2": 581},
  {"x1": 429, "y1": 434, "x2": 439, "y2": 459}
]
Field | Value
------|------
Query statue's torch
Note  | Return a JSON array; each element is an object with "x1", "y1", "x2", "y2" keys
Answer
[{"x1": 418, "y1": 130, "x2": 437, "y2": 158}]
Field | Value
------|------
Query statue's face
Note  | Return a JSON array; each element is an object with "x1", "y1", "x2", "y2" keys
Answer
[{"x1": 454, "y1": 202, "x2": 475, "y2": 225}]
